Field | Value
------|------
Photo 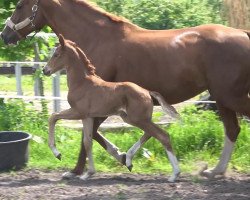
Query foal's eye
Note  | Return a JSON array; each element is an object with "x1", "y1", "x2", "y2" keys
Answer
[{"x1": 54, "y1": 53, "x2": 60, "y2": 58}]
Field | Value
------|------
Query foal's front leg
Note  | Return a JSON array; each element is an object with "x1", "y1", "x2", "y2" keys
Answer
[
  {"x1": 79, "y1": 118, "x2": 95, "y2": 180},
  {"x1": 48, "y1": 108, "x2": 81, "y2": 159},
  {"x1": 126, "y1": 133, "x2": 151, "y2": 171}
]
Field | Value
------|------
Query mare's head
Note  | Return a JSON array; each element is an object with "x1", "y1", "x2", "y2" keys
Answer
[
  {"x1": 43, "y1": 34, "x2": 96, "y2": 76},
  {"x1": 1, "y1": 0, "x2": 46, "y2": 45}
]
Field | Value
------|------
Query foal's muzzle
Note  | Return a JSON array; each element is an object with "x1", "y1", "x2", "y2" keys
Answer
[{"x1": 42, "y1": 67, "x2": 51, "y2": 76}]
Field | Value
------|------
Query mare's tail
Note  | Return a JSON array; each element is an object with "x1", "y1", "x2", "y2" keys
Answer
[{"x1": 149, "y1": 91, "x2": 180, "y2": 119}]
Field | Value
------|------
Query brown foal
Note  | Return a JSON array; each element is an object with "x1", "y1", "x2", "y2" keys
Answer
[{"x1": 43, "y1": 35, "x2": 180, "y2": 182}]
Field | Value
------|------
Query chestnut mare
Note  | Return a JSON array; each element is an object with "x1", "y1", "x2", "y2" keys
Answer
[
  {"x1": 43, "y1": 35, "x2": 180, "y2": 181},
  {"x1": 1, "y1": 0, "x2": 250, "y2": 179}
]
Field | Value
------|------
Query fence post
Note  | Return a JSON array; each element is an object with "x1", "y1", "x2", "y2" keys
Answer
[
  {"x1": 53, "y1": 72, "x2": 60, "y2": 112},
  {"x1": 15, "y1": 63, "x2": 23, "y2": 96},
  {"x1": 34, "y1": 43, "x2": 43, "y2": 96}
]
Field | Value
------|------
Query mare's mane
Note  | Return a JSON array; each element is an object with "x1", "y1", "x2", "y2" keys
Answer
[
  {"x1": 66, "y1": 40, "x2": 96, "y2": 76},
  {"x1": 72, "y1": 0, "x2": 132, "y2": 24}
]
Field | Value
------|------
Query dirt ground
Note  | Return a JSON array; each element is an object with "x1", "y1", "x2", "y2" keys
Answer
[{"x1": 0, "y1": 169, "x2": 249, "y2": 200}]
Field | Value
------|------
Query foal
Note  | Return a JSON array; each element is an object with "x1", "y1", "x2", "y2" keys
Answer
[{"x1": 43, "y1": 35, "x2": 180, "y2": 182}]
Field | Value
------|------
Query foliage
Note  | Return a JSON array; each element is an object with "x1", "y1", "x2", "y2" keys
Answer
[
  {"x1": 95, "y1": 0, "x2": 226, "y2": 29},
  {"x1": 0, "y1": 99, "x2": 48, "y2": 131}
]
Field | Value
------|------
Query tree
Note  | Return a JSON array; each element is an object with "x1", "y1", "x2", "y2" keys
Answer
[{"x1": 224, "y1": 0, "x2": 250, "y2": 29}]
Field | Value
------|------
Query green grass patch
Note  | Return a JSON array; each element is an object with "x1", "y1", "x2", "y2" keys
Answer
[{"x1": 0, "y1": 75, "x2": 68, "y2": 94}]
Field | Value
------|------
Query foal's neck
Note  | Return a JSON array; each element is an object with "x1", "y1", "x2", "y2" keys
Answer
[{"x1": 66, "y1": 53, "x2": 96, "y2": 90}]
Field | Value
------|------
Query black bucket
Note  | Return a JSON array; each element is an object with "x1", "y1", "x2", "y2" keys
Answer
[{"x1": 0, "y1": 131, "x2": 32, "y2": 171}]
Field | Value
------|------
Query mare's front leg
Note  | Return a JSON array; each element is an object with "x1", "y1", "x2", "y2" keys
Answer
[
  {"x1": 200, "y1": 103, "x2": 240, "y2": 179},
  {"x1": 48, "y1": 108, "x2": 81, "y2": 159},
  {"x1": 68, "y1": 117, "x2": 126, "y2": 178}
]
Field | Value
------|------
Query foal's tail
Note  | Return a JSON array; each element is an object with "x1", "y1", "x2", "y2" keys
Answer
[{"x1": 149, "y1": 91, "x2": 180, "y2": 119}]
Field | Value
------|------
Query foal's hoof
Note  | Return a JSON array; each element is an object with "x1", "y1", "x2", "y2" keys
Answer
[
  {"x1": 168, "y1": 172, "x2": 180, "y2": 183},
  {"x1": 199, "y1": 164, "x2": 212, "y2": 178},
  {"x1": 62, "y1": 171, "x2": 77, "y2": 179},
  {"x1": 79, "y1": 171, "x2": 95, "y2": 181},
  {"x1": 120, "y1": 153, "x2": 127, "y2": 166},
  {"x1": 127, "y1": 164, "x2": 133, "y2": 172},
  {"x1": 56, "y1": 153, "x2": 62, "y2": 160}
]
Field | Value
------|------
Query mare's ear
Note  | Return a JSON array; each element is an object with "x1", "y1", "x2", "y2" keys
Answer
[{"x1": 59, "y1": 34, "x2": 65, "y2": 47}]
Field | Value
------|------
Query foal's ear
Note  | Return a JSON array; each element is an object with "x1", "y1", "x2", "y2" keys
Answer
[{"x1": 59, "y1": 34, "x2": 65, "y2": 47}]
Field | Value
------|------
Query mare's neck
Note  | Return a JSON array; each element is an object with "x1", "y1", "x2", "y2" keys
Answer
[{"x1": 41, "y1": 0, "x2": 137, "y2": 53}]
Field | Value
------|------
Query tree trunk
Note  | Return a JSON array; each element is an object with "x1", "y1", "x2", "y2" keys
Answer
[{"x1": 224, "y1": 0, "x2": 250, "y2": 29}]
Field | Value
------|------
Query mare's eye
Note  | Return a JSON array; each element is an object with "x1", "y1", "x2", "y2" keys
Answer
[{"x1": 54, "y1": 53, "x2": 60, "y2": 58}]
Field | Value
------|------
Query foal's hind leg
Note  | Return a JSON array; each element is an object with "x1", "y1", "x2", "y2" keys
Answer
[
  {"x1": 200, "y1": 103, "x2": 240, "y2": 178},
  {"x1": 125, "y1": 116, "x2": 180, "y2": 182},
  {"x1": 140, "y1": 121, "x2": 180, "y2": 182}
]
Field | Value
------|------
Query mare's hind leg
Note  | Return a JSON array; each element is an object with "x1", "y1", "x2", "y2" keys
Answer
[{"x1": 200, "y1": 103, "x2": 240, "y2": 178}]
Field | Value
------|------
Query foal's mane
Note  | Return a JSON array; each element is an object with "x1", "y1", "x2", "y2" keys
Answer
[
  {"x1": 67, "y1": 40, "x2": 96, "y2": 76},
  {"x1": 72, "y1": 0, "x2": 132, "y2": 24}
]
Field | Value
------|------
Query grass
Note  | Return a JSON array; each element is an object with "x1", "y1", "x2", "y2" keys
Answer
[{"x1": 0, "y1": 74, "x2": 68, "y2": 95}]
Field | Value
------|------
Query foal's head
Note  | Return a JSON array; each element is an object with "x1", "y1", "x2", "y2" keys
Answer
[{"x1": 43, "y1": 34, "x2": 96, "y2": 76}]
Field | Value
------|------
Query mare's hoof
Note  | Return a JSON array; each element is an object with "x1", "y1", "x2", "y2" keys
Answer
[{"x1": 127, "y1": 164, "x2": 133, "y2": 172}]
